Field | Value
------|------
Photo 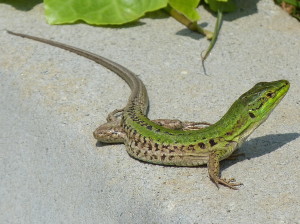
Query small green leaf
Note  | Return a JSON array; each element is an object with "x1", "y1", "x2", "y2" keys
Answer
[
  {"x1": 275, "y1": 0, "x2": 300, "y2": 7},
  {"x1": 44, "y1": 0, "x2": 168, "y2": 25},
  {"x1": 204, "y1": 0, "x2": 236, "y2": 12},
  {"x1": 168, "y1": 0, "x2": 201, "y2": 21}
]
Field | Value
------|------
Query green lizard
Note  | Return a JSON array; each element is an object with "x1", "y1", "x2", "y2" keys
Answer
[{"x1": 7, "y1": 30, "x2": 290, "y2": 189}]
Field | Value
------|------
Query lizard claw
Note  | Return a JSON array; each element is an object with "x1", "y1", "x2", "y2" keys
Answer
[
  {"x1": 210, "y1": 176, "x2": 243, "y2": 190},
  {"x1": 217, "y1": 177, "x2": 243, "y2": 190}
]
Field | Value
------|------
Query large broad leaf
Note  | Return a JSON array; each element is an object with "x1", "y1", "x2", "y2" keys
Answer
[
  {"x1": 44, "y1": 0, "x2": 168, "y2": 25},
  {"x1": 168, "y1": 0, "x2": 201, "y2": 21}
]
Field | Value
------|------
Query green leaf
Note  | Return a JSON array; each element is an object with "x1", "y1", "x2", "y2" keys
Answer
[
  {"x1": 168, "y1": 0, "x2": 201, "y2": 21},
  {"x1": 275, "y1": 0, "x2": 300, "y2": 7},
  {"x1": 204, "y1": 0, "x2": 236, "y2": 12},
  {"x1": 44, "y1": 0, "x2": 168, "y2": 25},
  {"x1": 284, "y1": 0, "x2": 300, "y2": 7}
]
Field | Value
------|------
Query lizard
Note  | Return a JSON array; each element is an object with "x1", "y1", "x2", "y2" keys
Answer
[{"x1": 7, "y1": 30, "x2": 290, "y2": 189}]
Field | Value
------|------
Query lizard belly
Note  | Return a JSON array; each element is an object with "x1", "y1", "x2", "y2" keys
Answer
[{"x1": 124, "y1": 138, "x2": 209, "y2": 167}]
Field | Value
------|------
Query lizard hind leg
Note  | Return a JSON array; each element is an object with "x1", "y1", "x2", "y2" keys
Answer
[
  {"x1": 152, "y1": 119, "x2": 212, "y2": 130},
  {"x1": 93, "y1": 120, "x2": 125, "y2": 143},
  {"x1": 106, "y1": 108, "x2": 124, "y2": 122}
]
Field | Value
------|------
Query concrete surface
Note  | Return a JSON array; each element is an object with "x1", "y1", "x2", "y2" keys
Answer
[{"x1": 0, "y1": 0, "x2": 299, "y2": 223}]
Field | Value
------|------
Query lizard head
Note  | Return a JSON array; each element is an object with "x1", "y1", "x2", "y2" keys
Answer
[
  {"x1": 239, "y1": 80, "x2": 290, "y2": 122},
  {"x1": 218, "y1": 80, "x2": 290, "y2": 142}
]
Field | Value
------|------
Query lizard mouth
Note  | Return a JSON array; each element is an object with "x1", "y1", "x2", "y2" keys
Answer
[{"x1": 269, "y1": 80, "x2": 290, "y2": 109}]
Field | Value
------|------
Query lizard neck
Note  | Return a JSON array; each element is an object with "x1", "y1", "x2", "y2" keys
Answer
[{"x1": 210, "y1": 102, "x2": 267, "y2": 145}]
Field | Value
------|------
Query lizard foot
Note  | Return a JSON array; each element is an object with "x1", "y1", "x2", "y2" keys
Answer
[{"x1": 213, "y1": 177, "x2": 243, "y2": 190}]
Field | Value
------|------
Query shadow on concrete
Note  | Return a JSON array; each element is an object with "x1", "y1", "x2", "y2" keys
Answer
[
  {"x1": 222, "y1": 132, "x2": 300, "y2": 169},
  {"x1": 0, "y1": 0, "x2": 42, "y2": 11},
  {"x1": 203, "y1": 0, "x2": 260, "y2": 22}
]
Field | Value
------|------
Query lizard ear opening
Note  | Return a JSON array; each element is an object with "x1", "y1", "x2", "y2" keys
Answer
[{"x1": 248, "y1": 112, "x2": 256, "y2": 119}]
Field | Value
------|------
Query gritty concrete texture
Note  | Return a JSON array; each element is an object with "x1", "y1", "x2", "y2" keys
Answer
[{"x1": 0, "y1": 1, "x2": 299, "y2": 223}]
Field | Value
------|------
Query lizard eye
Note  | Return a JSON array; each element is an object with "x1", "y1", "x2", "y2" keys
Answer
[{"x1": 266, "y1": 92, "x2": 275, "y2": 98}]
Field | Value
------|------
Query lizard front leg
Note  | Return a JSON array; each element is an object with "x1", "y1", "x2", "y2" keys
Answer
[{"x1": 208, "y1": 152, "x2": 243, "y2": 190}]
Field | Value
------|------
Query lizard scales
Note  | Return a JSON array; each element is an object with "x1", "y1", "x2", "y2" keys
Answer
[{"x1": 7, "y1": 30, "x2": 290, "y2": 189}]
